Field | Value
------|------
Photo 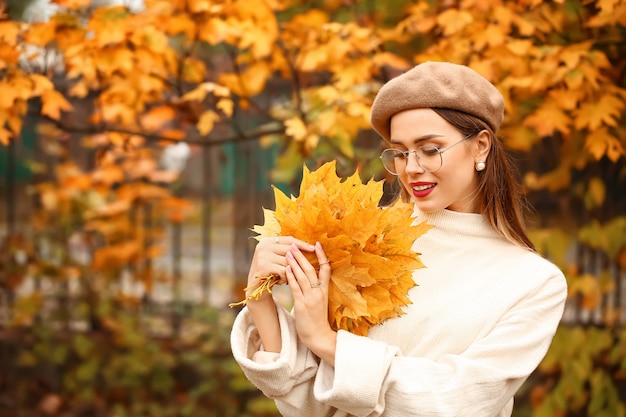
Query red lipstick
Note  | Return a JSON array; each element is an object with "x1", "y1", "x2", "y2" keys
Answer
[{"x1": 410, "y1": 182, "x2": 436, "y2": 198}]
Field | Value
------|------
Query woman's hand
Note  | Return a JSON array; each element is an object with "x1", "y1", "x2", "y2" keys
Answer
[
  {"x1": 286, "y1": 242, "x2": 337, "y2": 365},
  {"x1": 245, "y1": 235, "x2": 315, "y2": 354},
  {"x1": 246, "y1": 236, "x2": 315, "y2": 302}
]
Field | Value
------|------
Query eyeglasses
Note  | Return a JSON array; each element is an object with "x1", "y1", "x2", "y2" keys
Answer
[{"x1": 379, "y1": 134, "x2": 474, "y2": 175}]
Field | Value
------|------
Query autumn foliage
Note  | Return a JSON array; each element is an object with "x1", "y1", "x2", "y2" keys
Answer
[
  {"x1": 245, "y1": 161, "x2": 431, "y2": 336},
  {"x1": 0, "y1": 0, "x2": 625, "y2": 416}
]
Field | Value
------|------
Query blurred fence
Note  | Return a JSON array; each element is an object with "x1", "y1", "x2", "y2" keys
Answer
[
  {"x1": 0, "y1": 128, "x2": 283, "y2": 414},
  {"x1": 561, "y1": 243, "x2": 626, "y2": 328},
  {"x1": 0, "y1": 128, "x2": 277, "y2": 333}
]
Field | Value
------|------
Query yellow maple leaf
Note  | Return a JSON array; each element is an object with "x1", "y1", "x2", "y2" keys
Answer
[
  {"x1": 548, "y1": 88, "x2": 583, "y2": 111},
  {"x1": 196, "y1": 110, "x2": 219, "y2": 135},
  {"x1": 333, "y1": 57, "x2": 373, "y2": 89},
  {"x1": 41, "y1": 89, "x2": 73, "y2": 120},
  {"x1": 140, "y1": 105, "x2": 176, "y2": 131},
  {"x1": 584, "y1": 127, "x2": 624, "y2": 162},
  {"x1": 372, "y1": 51, "x2": 411, "y2": 72},
  {"x1": 436, "y1": 9, "x2": 473, "y2": 36},
  {"x1": 217, "y1": 97, "x2": 233, "y2": 116},
  {"x1": 284, "y1": 117, "x2": 307, "y2": 141},
  {"x1": 568, "y1": 273, "x2": 602, "y2": 310},
  {"x1": 0, "y1": 21, "x2": 22, "y2": 45},
  {"x1": 0, "y1": 127, "x2": 12, "y2": 146},
  {"x1": 523, "y1": 99, "x2": 571, "y2": 136},
  {"x1": 163, "y1": 14, "x2": 196, "y2": 38},
  {"x1": 218, "y1": 61, "x2": 271, "y2": 97},
  {"x1": 88, "y1": 7, "x2": 130, "y2": 47},
  {"x1": 575, "y1": 93, "x2": 624, "y2": 131},
  {"x1": 24, "y1": 22, "x2": 56, "y2": 47},
  {"x1": 232, "y1": 161, "x2": 431, "y2": 336},
  {"x1": 299, "y1": 45, "x2": 332, "y2": 71},
  {"x1": 500, "y1": 125, "x2": 540, "y2": 152}
]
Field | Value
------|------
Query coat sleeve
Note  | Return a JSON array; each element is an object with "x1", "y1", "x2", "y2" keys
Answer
[
  {"x1": 230, "y1": 301, "x2": 338, "y2": 417},
  {"x1": 313, "y1": 269, "x2": 567, "y2": 417}
]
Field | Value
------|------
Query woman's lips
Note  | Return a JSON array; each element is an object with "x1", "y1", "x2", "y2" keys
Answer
[{"x1": 410, "y1": 182, "x2": 436, "y2": 198}]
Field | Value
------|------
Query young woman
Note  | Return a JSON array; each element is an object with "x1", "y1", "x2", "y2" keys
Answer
[{"x1": 230, "y1": 61, "x2": 567, "y2": 417}]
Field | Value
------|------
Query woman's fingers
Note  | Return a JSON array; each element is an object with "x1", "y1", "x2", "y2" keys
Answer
[
  {"x1": 249, "y1": 235, "x2": 325, "y2": 294},
  {"x1": 248, "y1": 236, "x2": 316, "y2": 289},
  {"x1": 262, "y1": 235, "x2": 315, "y2": 252},
  {"x1": 285, "y1": 242, "x2": 334, "y2": 354},
  {"x1": 287, "y1": 244, "x2": 319, "y2": 287},
  {"x1": 285, "y1": 264, "x2": 302, "y2": 298},
  {"x1": 286, "y1": 242, "x2": 332, "y2": 292},
  {"x1": 314, "y1": 241, "x2": 331, "y2": 287},
  {"x1": 286, "y1": 249, "x2": 310, "y2": 292}
]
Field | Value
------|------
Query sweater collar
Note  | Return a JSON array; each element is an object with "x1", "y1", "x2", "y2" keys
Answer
[{"x1": 413, "y1": 207, "x2": 501, "y2": 240}]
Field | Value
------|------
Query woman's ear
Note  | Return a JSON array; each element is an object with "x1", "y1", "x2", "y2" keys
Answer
[{"x1": 474, "y1": 130, "x2": 492, "y2": 161}]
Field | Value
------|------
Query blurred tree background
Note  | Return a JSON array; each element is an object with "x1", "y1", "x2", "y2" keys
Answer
[{"x1": 0, "y1": 0, "x2": 624, "y2": 416}]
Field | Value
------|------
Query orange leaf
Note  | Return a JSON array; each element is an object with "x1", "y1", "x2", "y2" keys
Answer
[
  {"x1": 548, "y1": 88, "x2": 582, "y2": 111},
  {"x1": 92, "y1": 240, "x2": 140, "y2": 271},
  {"x1": 89, "y1": 7, "x2": 130, "y2": 47},
  {"x1": 160, "y1": 129, "x2": 186, "y2": 141},
  {"x1": 41, "y1": 89, "x2": 73, "y2": 120},
  {"x1": 181, "y1": 56, "x2": 206, "y2": 84},
  {"x1": 181, "y1": 82, "x2": 230, "y2": 102},
  {"x1": 163, "y1": 197, "x2": 191, "y2": 223},
  {"x1": 284, "y1": 117, "x2": 307, "y2": 141},
  {"x1": 523, "y1": 99, "x2": 570, "y2": 136},
  {"x1": 0, "y1": 43, "x2": 20, "y2": 68},
  {"x1": 575, "y1": 94, "x2": 624, "y2": 131},
  {"x1": 584, "y1": 127, "x2": 624, "y2": 162},
  {"x1": 0, "y1": 127, "x2": 12, "y2": 145},
  {"x1": 62, "y1": 80, "x2": 85, "y2": 100},
  {"x1": 436, "y1": 9, "x2": 473, "y2": 36},
  {"x1": 0, "y1": 21, "x2": 21, "y2": 46},
  {"x1": 140, "y1": 105, "x2": 176, "y2": 131},
  {"x1": 243, "y1": 161, "x2": 431, "y2": 336},
  {"x1": 217, "y1": 97, "x2": 233, "y2": 116},
  {"x1": 196, "y1": 110, "x2": 219, "y2": 135},
  {"x1": 91, "y1": 200, "x2": 132, "y2": 218},
  {"x1": 164, "y1": 14, "x2": 196, "y2": 38},
  {"x1": 24, "y1": 22, "x2": 57, "y2": 47},
  {"x1": 219, "y1": 61, "x2": 271, "y2": 96},
  {"x1": 568, "y1": 274, "x2": 601, "y2": 310}
]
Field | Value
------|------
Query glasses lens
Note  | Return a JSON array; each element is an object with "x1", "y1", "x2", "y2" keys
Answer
[
  {"x1": 380, "y1": 149, "x2": 402, "y2": 175},
  {"x1": 417, "y1": 147, "x2": 443, "y2": 172}
]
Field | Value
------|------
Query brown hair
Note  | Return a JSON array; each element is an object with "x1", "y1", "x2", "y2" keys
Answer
[{"x1": 393, "y1": 108, "x2": 535, "y2": 251}]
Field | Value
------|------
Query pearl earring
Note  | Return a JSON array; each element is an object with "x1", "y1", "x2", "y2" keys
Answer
[{"x1": 475, "y1": 161, "x2": 486, "y2": 172}]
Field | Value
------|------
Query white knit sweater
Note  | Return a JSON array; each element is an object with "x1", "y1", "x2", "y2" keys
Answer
[{"x1": 230, "y1": 208, "x2": 567, "y2": 417}]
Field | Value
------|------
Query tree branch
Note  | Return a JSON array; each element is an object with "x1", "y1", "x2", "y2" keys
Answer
[{"x1": 34, "y1": 113, "x2": 286, "y2": 147}]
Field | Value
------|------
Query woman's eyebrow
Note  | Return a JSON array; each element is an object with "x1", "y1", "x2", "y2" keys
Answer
[{"x1": 389, "y1": 134, "x2": 445, "y2": 146}]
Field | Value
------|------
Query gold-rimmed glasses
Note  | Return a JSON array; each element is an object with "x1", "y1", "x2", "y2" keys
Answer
[{"x1": 379, "y1": 134, "x2": 474, "y2": 175}]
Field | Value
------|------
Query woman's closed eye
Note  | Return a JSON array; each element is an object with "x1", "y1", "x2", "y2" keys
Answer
[{"x1": 419, "y1": 145, "x2": 441, "y2": 156}]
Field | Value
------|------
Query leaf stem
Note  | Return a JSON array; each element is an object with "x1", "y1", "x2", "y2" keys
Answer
[{"x1": 228, "y1": 274, "x2": 281, "y2": 308}]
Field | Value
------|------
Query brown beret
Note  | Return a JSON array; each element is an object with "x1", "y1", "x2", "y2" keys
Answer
[{"x1": 370, "y1": 61, "x2": 504, "y2": 141}]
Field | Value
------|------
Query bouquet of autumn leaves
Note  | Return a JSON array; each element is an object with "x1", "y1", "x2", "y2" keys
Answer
[{"x1": 231, "y1": 161, "x2": 431, "y2": 336}]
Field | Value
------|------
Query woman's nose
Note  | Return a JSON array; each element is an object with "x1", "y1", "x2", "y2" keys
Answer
[{"x1": 404, "y1": 151, "x2": 425, "y2": 173}]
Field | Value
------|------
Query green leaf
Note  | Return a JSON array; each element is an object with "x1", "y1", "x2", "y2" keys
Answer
[
  {"x1": 75, "y1": 358, "x2": 99, "y2": 383},
  {"x1": 72, "y1": 334, "x2": 93, "y2": 358}
]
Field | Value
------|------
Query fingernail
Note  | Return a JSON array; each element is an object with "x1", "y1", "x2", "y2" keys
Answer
[
  {"x1": 286, "y1": 251, "x2": 294, "y2": 259},
  {"x1": 291, "y1": 244, "x2": 300, "y2": 253},
  {"x1": 316, "y1": 242, "x2": 321, "y2": 249}
]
